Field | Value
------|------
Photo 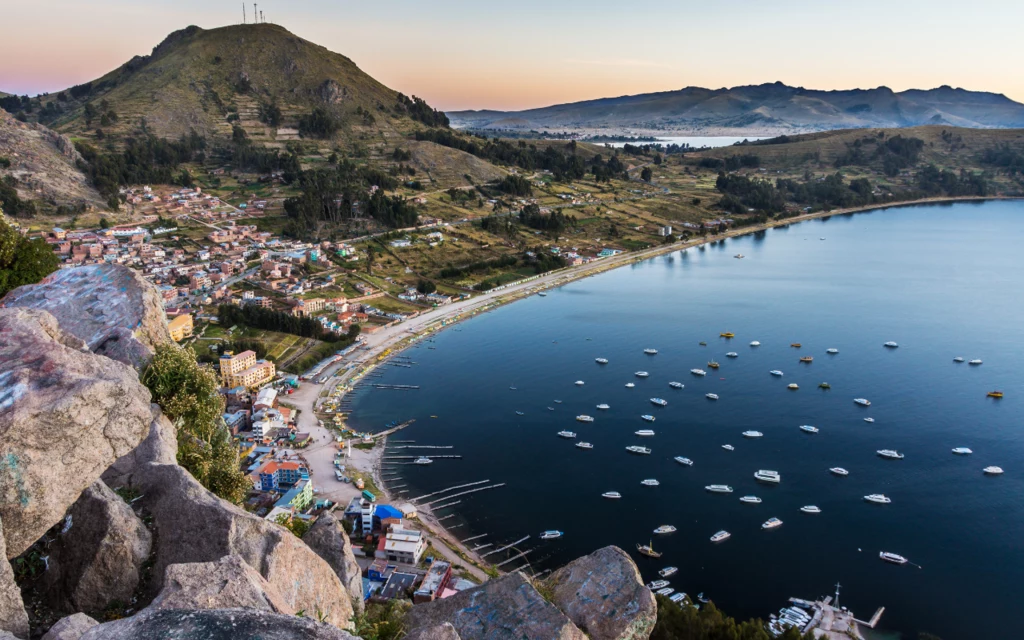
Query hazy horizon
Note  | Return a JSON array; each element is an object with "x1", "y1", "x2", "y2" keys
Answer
[{"x1": 2, "y1": 0, "x2": 1022, "y2": 111}]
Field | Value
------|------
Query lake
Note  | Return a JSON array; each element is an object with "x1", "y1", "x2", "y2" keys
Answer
[
  {"x1": 598, "y1": 136, "x2": 769, "y2": 148},
  {"x1": 348, "y1": 200, "x2": 1023, "y2": 639}
]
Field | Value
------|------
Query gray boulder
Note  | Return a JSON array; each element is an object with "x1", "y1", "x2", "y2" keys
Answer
[
  {"x1": 44, "y1": 480, "x2": 152, "y2": 612},
  {"x1": 404, "y1": 572, "x2": 585, "y2": 640},
  {"x1": 79, "y1": 608, "x2": 360, "y2": 640},
  {"x1": 150, "y1": 555, "x2": 291, "y2": 614},
  {"x1": 542, "y1": 545, "x2": 656, "y2": 640},
  {"x1": 0, "y1": 264, "x2": 172, "y2": 371},
  {"x1": 404, "y1": 622, "x2": 461, "y2": 640},
  {"x1": 102, "y1": 404, "x2": 178, "y2": 488},
  {"x1": 133, "y1": 462, "x2": 354, "y2": 628},
  {"x1": 303, "y1": 512, "x2": 364, "y2": 613},
  {"x1": 0, "y1": 308, "x2": 153, "y2": 558},
  {"x1": 0, "y1": 517, "x2": 29, "y2": 639},
  {"x1": 41, "y1": 613, "x2": 99, "y2": 640}
]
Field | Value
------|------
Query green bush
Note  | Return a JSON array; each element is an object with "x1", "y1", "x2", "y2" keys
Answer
[{"x1": 0, "y1": 212, "x2": 59, "y2": 296}]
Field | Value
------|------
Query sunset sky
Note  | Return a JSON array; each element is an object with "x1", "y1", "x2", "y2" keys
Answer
[{"x1": 2, "y1": 0, "x2": 1022, "y2": 111}]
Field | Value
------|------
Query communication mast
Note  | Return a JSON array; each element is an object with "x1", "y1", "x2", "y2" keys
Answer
[{"x1": 242, "y1": 2, "x2": 246, "y2": 24}]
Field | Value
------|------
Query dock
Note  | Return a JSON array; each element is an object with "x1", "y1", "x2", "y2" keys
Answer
[
  {"x1": 422, "y1": 483, "x2": 505, "y2": 507},
  {"x1": 372, "y1": 384, "x2": 420, "y2": 390},
  {"x1": 495, "y1": 549, "x2": 534, "y2": 568},
  {"x1": 411, "y1": 480, "x2": 490, "y2": 502},
  {"x1": 461, "y1": 534, "x2": 488, "y2": 543},
  {"x1": 481, "y1": 536, "x2": 530, "y2": 558},
  {"x1": 854, "y1": 607, "x2": 885, "y2": 629},
  {"x1": 370, "y1": 420, "x2": 416, "y2": 440}
]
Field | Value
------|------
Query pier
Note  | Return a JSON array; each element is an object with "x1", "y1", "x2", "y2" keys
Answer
[
  {"x1": 471, "y1": 543, "x2": 492, "y2": 552},
  {"x1": 854, "y1": 607, "x2": 885, "y2": 629},
  {"x1": 461, "y1": 534, "x2": 488, "y2": 543},
  {"x1": 383, "y1": 455, "x2": 462, "y2": 460},
  {"x1": 372, "y1": 384, "x2": 420, "y2": 390},
  {"x1": 392, "y1": 446, "x2": 454, "y2": 450},
  {"x1": 370, "y1": 420, "x2": 416, "y2": 440},
  {"x1": 436, "y1": 513, "x2": 457, "y2": 522},
  {"x1": 430, "y1": 500, "x2": 461, "y2": 510},
  {"x1": 481, "y1": 536, "x2": 530, "y2": 558},
  {"x1": 411, "y1": 480, "x2": 490, "y2": 502},
  {"x1": 495, "y1": 549, "x2": 534, "y2": 568},
  {"x1": 422, "y1": 483, "x2": 505, "y2": 507}
]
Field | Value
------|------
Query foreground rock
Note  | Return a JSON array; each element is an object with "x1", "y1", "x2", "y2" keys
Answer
[
  {"x1": 303, "y1": 512, "x2": 365, "y2": 613},
  {"x1": 404, "y1": 572, "x2": 585, "y2": 640},
  {"x1": 44, "y1": 480, "x2": 152, "y2": 612},
  {"x1": 102, "y1": 404, "x2": 177, "y2": 489},
  {"x1": 0, "y1": 518, "x2": 29, "y2": 639},
  {"x1": 404, "y1": 622, "x2": 461, "y2": 640},
  {"x1": 78, "y1": 608, "x2": 360, "y2": 640},
  {"x1": 0, "y1": 308, "x2": 152, "y2": 558},
  {"x1": 0, "y1": 264, "x2": 172, "y2": 371},
  {"x1": 150, "y1": 555, "x2": 292, "y2": 614},
  {"x1": 133, "y1": 463, "x2": 354, "y2": 628},
  {"x1": 542, "y1": 546, "x2": 656, "y2": 640},
  {"x1": 41, "y1": 613, "x2": 98, "y2": 640}
]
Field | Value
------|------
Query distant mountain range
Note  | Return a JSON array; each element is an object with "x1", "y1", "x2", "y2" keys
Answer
[{"x1": 448, "y1": 82, "x2": 1024, "y2": 134}]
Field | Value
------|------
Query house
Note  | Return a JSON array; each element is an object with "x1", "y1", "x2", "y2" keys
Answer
[
  {"x1": 657, "y1": 225, "x2": 673, "y2": 237},
  {"x1": 167, "y1": 314, "x2": 194, "y2": 341},
  {"x1": 220, "y1": 350, "x2": 276, "y2": 389},
  {"x1": 378, "y1": 572, "x2": 417, "y2": 602},
  {"x1": 414, "y1": 560, "x2": 452, "y2": 604},
  {"x1": 274, "y1": 478, "x2": 314, "y2": 512},
  {"x1": 383, "y1": 528, "x2": 426, "y2": 565},
  {"x1": 374, "y1": 504, "x2": 404, "y2": 531},
  {"x1": 256, "y1": 460, "x2": 306, "y2": 491},
  {"x1": 253, "y1": 387, "x2": 278, "y2": 411}
]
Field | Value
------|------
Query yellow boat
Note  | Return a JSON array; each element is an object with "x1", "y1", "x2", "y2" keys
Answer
[
  {"x1": 799, "y1": 356, "x2": 813, "y2": 363},
  {"x1": 790, "y1": 343, "x2": 802, "y2": 348},
  {"x1": 987, "y1": 391, "x2": 1004, "y2": 399},
  {"x1": 708, "y1": 361, "x2": 720, "y2": 369},
  {"x1": 720, "y1": 332, "x2": 735, "y2": 339}
]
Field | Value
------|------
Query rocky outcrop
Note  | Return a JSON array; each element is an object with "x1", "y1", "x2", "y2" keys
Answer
[
  {"x1": 102, "y1": 404, "x2": 177, "y2": 488},
  {"x1": 404, "y1": 622, "x2": 461, "y2": 640},
  {"x1": 317, "y1": 79, "x2": 347, "y2": 104},
  {"x1": 0, "y1": 307, "x2": 153, "y2": 558},
  {"x1": 404, "y1": 572, "x2": 585, "y2": 640},
  {"x1": 0, "y1": 264, "x2": 172, "y2": 371},
  {"x1": 132, "y1": 462, "x2": 354, "y2": 628},
  {"x1": 303, "y1": 512, "x2": 364, "y2": 613},
  {"x1": 78, "y1": 608, "x2": 360, "y2": 640},
  {"x1": 40, "y1": 614, "x2": 98, "y2": 640},
  {"x1": 150, "y1": 555, "x2": 292, "y2": 614},
  {"x1": 44, "y1": 480, "x2": 152, "y2": 613},
  {"x1": 0, "y1": 517, "x2": 28, "y2": 639},
  {"x1": 542, "y1": 546, "x2": 656, "y2": 640}
]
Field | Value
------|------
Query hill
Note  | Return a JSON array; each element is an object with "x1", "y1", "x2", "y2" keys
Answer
[
  {"x1": 37, "y1": 23, "x2": 444, "y2": 146},
  {"x1": 449, "y1": 82, "x2": 1024, "y2": 135}
]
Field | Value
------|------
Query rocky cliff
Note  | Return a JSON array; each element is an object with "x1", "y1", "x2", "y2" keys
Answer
[{"x1": 0, "y1": 264, "x2": 658, "y2": 640}]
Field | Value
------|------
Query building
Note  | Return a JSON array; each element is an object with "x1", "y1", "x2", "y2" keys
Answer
[
  {"x1": 414, "y1": 560, "x2": 452, "y2": 604},
  {"x1": 167, "y1": 314, "x2": 194, "y2": 341},
  {"x1": 220, "y1": 350, "x2": 276, "y2": 389},
  {"x1": 287, "y1": 297, "x2": 326, "y2": 317},
  {"x1": 256, "y1": 460, "x2": 307, "y2": 491},
  {"x1": 253, "y1": 387, "x2": 278, "y2": 412},
  {"x1": 383, "y1": 528, "x2": 426, "y2": 565},
  {"x1": 378, "y1": 572, "x2": 417, "y2": 602},
  {"x1": 373, "y1": 504, "x2": 404, "y2": 531},
  {"x1": 657, "y1": 225, "x2": 673, "y2": 237},
  {"x1": 274, "y1": 478, "x2": 314, "y2": 512},
  {"x1": 361, "y1": 500, "x2": 377, "y2": 537}
]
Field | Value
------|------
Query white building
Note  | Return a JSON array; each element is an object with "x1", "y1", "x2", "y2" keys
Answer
[{"x1": 383, "y1": 528, "x2": 426, "y2": 565}]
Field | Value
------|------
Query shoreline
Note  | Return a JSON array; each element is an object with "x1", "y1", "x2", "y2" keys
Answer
[{"x1": 315, "y1": 193, "x2": 1020, "y2": 577}]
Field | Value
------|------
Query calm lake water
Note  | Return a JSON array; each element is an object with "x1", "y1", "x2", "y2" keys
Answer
[
  {"x1": 348, "y1": 200, "x2": 1024, "y2": 640},
  {"x1": 599, "y1": 136, "x2": 769, "y2": 148}
]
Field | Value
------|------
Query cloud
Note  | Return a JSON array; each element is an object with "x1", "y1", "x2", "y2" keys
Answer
[{"x1": 563, "y1": 58, "x2": 672, "y2": 69}]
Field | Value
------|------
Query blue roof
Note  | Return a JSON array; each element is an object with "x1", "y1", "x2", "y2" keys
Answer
[
  {"x1": 274, "y1": 486, "x2": 303, "y2": 508},
  {"x1": 374, "y1": 505, "x2": 403, "y2": 521}
]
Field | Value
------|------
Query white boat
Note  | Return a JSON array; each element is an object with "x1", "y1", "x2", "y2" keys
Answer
[
  {"x1": 706, "y1": 484, "x2": 733, "y2": 493},
  {"x1": 654, "y1": 525, "x2": 677, "y2": 534},
  {"x1": 691, "y1": 368, "x2": 707, "y2": 376},
  {"x1": 576, "y1": 442, "x2": 594, "y2": 450},
  {"x1": 880, "y1": 551, "x2": 908, "y2": 565},
  {"x1": 787, "y1": 383, "x2": 799, "y2": 390},
  {"x1": 739, "y1": 495, "x2": 762, "y2": 504},
  {"x1": 659, "y1": 566, "x2": 679, "y2": 578},
  {"x1": 515, "y1": 411, "x2": 524, "y2": 416},
  {"x1": 710, "y1": 530, "x2": 731, "y2": 543},
  {"x1": 635, "y1": 371, "x2": 650, "y2": 378},
  {"x1": 670, "y1": 593, "x2": 687, "y2": 604},
  {"x1": 626, "y1": 446, "x2": 651, "y2": 455},
  {"x1": 576, "y1": 415, "x2": 594, "y2": 423},
  {"x1": 669, "y1": 381, "x2": 684, "y2": 389},
  {"x1": 414, "y1": 457, "x2": 433, "y2": 465},
  {"x1": 830, "y1": 467, "x2": 849, "y2": 476},
  {"x1": 722, "y1": 444, "x2": 734, "y2": 451},
  {"x1": 705, "y1": 393, "x2": 719, "y2": 400},
  {"x1": 557, "y1": 431, "x2": 577, "y2": 439},
  {"x1": 554, "y1": 399, "x2": 563, "y2": 404},
  {"x1": 540, "y1": 530, "x2": 563, "y2": 540},
  {"x1": 641, "y1": 414, "x2": 656, "y2": 422},
  {"x1": 575, "y1": 380, "x2": 585, "y2": 386},
  {"x1": 625, "y1": 383, "x2": 635, "y2": 388},
  {"x1": 799, "y1": 425, "x2": 819, "y2": 434},
  {"x1": 983, "y1": 466, "x2": 1004, "y2": 475},
  {"x1": 602, "y1": 491, "x2": 621, "y2": 499},
  {"x1": 826, "y1": 348, "x2": 839, "y2": 354},
  {"x1": 864, "y1": 494, "x2": 892, "y2": 504},
  {"x1": 864, "y1": 417, "x2": 875, "y2": 423},
  {"x1": 953, "y1": 356, "x2": 964, "y2": 363},
  {"x1": 635, "y1": 430, "x2": 656, "y2": 437},
  {"x1": 726, "y1": 352, "x2": 739, "y2": 358},
  {"x1": 742, "y1": 430, "x2": 763, "y2": 438},
  {"x1": 596, "y1": 404, "x2": 610, "y2": 410},
  {"x1": 734, "y1": 254, "x2": 744, "y2": 259},
  {"x1": 547, "y1": 407, "x2": 555, "y2": 411},
  {"x1": 877, "y1": 449, "x2": 904, "y2": 460},
  {"x1": 656, "y1": 587, "x2": 675, "y2": 596},
  {"x1": 952, "y1": 447, "x2": 973, "y2": 455},
  {"x1": 969, "y1": 359, "x2": 983, "y2": 365},
  {"x1": 595, "y1": 357, "x2": 609, "y2": 364},
  {"x1": 761, "y1": 517, "x2": 783, "y2": 530},
  {"x1": 800, "y1": 505, "x2": 821, "y2": 514},
  {"x1": 750, "y1": 341, "x2": 761, "y2": 347},
  {"x1": 650, "y1": 397, "x2": 668, "y2": 406},
  {"x1": 644, "y1": 348, "x2": 659, "y2": 355},
  {"x1": 854, "y1": 398, "x2": 871, "y2": 407},
  {"x1": 646, "y1": 580, "x2": 670, "y2": 590},
  {"x1": 754, "y1": 470, "x2": 781, "y2": 484},
  {"x1": 884, "y1": 341, "x2": 899, "y2": 348},
  {"x1": 674, "y1": 456, "x2": 693, "y2": 466},
  {"x1": 641, "y1": 479, "x2": 660, "y2": 486},
  {"x1": 770, "y1": 370, "x2": 784, "y2": 377}
]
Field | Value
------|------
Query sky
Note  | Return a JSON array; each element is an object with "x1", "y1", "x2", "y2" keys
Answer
[{"x1": 2, "y1": 0, "x2": 1022, "y2": 111}]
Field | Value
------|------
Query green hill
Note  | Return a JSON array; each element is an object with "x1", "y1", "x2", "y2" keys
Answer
[{"x1": 47, "y1": 23, "x2": 441, "y2": 147}]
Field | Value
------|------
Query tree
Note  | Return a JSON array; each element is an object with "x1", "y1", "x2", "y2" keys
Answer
[
  {"x1": 365, "y1": 244, "x2": 376, "y2": 274},
  {"x1": 0, "y1": 212, "x2": 60, "y2": 298},
  {"x1": 641, "y1": 167, "x2": 653, "y2": 182},
  {"x1": 99, "y1": 217, "x2": 110, "y2": 229},
  {"x1": 417, "y1": 279, "x2": 436, "y2": 294},
  {"x1": 275, "y1": 513, "x2": 311, "y2": 537},
  {"x1": 232, "y1": 124, "x2": 248, "y2": 144}
]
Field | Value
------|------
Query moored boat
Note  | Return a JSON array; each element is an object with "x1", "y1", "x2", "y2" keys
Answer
[
  {"x1": 557, "y1": 431, "x2": 577, "y2": 439},
  {"x1": 720, "y1": 332, "x2": 735, "y2": 338},
  {"x1": 800, "y1": 505, "x2": 822, "y2": 514},
  {"x1": 707, "y1": 361, "x2": 720, "y2": 369},
  {"x1": 827, "y1": 348, "x2": 839, "y2": 354},
  {"x1": 659, "y1": 566, "x2": 679, "y2": 578},
  {"x1": 414, "y1": 457, "x2": 433, "y2": 465},
  {"x1": 641, "y1": 479, "x2": 660, "y2": 486},
  {"x1": 799, "y1": 356, "x2": 813, "y2": 363},
  {"x1": 540, "y1": 530, "x2": 563, "y2": 540},
  {"x1": 799, "y1": 425, "x2": 819, "y2": 434},
  {"x1": 790, "y1": 343, "x2": 801, "y2": 348},
  {"x1": 819, "y1": 382, "x2": 831, "y2": 389},
  {"x1": 575, "y1": 380, "x2": 585, "y2": 386},
  {"x1": 722, "y1": 444, "x2": 735, "y2": 451},
  {"x1": 654, "y1": 525, "x2": 677, "y2": 534},
  {"x1": 691, "y1": 368, "x2": 707, "y2": 376},
  {"x1": 830, "y1": 467, "x2": 849, "y2": 476},
  {"x1": 987, "y1": 391, "x2": 1003, "y2": 398},
  {"x1": 877, "y1": 449, "x2": 905, "y2": 460},
  {"x1": 625, "y1": 383, "x2": 635, "y2": 388},
  {"x1": 705, "y1": 484, "x2": 733, "y2": 493},
  {"x1": 705, "y1": 393, "x2": 719, "y2": 400},
  {"x1": 864, "y1": 494, "x2": 892, "y2": 504},
  {"x1": 595, "y1": 357, "x2": 609, "y2": 364},
  {"x1": 740, "y1": 495, "x2": 761, "y2": 504},
  {"x1": 576, "y1": 415, "x2": 595, "y2": 423},
  {"x1": 710, "y1": 530, "x2": 731, "y2": 543},
  {"x1": 650, "y1": 397, "x2": 668, "y2": 406},
  {"x1": 646, "y1": 579, "x2": 670, "y2": 590},
  {"x1": 743, "y1": 430, "x2": 763, "y2": 438},
  {"x1": 635, "y1": 430, "x2": 656, "y2": 437},
  {"x1": 854, "y1": 398, "x2": 871, "y2": 406},
  {"x1": 669, "y1": 381, "x2": 684, "y2": 389},
  {"x1": 770, "y1": 370, "x2": 783, "y2": 377},
  {"x1": 626, "y1": 446, "x2": 652, "y2": 455},
  {"x1": 983, "y1": 466, "x2": 1004, "y2": 475},
  {"x1": 644, "y1": 348, "x2": 659, "y2": 355},
  {"x1": 576, "y1": 442, "x2": 594, "y2": 450},
  {"x1": 880, "y1": 551, "x2": 908, "y2": 564},
  {"x1": 602, "y1": 491, "x2": 621, "y2": 499},
  {"x1": 969, "y1": 359, "x2": 983, "y2": 365},
  {"x1": 641, "y1": 414, "x2": 656, "y2": 422},
  {"x1": 884, "y1": 341, "x2": 899, "y2": 348},
  {"x1": 761, "y1": 517, "x2": 783, "y2": 530},
  {"x1": 637, "y1": 542, "x2": 662, "y2": 558},
  {"x1": 787, "y1": 383, "x2": 799, "y2": 390},
  {"x1": 750, "y1": 341, "x2": 761, "y2": 347},
  {"x1": 754, "y1": 469, "x2": 781, "y2": 483},
  {"x1": 596, "y1": 404, "x2": 610, "y2": 410},
  {"x1": 674, "y1": 456, "x2": 693, "y2": 466},
  {"x1": 953, "y1": 356, "x2": 964, "y2": 362},
  {"x1": 635, "y1": 371, "x2": 650, "y2": 378},
  {"x1": 657, "y1": 587, "x2": 675, "y2": 596},
  {"x1": 952, "y1": 447, "x2": 973, "y2": 455}
]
